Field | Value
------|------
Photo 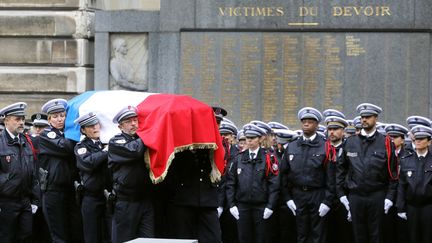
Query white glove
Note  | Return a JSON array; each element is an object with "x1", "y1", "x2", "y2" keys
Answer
[
  {"x1": 263, "y1": 208, "x2": 273, "y2": 219},
  {"x1": 318, "y1": 203, "x2": 330, "y2": 217},
  {"x1": 217, "y1": 207, "x2": 223, "y2": 218},
  {"x1": 339, "y1": 196, "x2": 350, "y2": 211},
  {"x1": 347, "y1": 210, "x2": 352, "y2": 222},
  {"x1": 384, "y1": 199, "x2": 393, "y2": 214},
  {"x1": 31, "y1": 204, "x2": 38, "y2": 214},
  {"x1": 286, "y1": 200, "x2": 297, "y2": 216},
  {"x1": 229, "y1": 206, "x2": 239, "y2": 220},
  {"x1": 103, "y1": 145, "x2": 109, "y2": 152},
  {"x1": 397, "y1": 212, "x2": 407, "y2": 220}
]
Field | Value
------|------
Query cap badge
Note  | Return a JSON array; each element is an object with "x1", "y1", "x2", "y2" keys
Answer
[{"x1": 36, "y1": 113, "x2": 41, "y2": 119}]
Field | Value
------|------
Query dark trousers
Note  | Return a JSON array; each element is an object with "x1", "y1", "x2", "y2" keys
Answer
[
  {"x1": 42, "y1": 191, "x2": 84, "y2": 243},
  {"x1": 0, "y1": 199, "x2": 32, "y2": 243},
  {"x1": 82, "y1": 196, "x2": 110, "y2": 243},
  {"x1": 220, "y1": 209, "x2": 239, "y2": 243},
  {"x1": 292, "y1": 188, "x2": 327, "y2": 243},
  {"x1": 265, "y1": 205, "x2": 296, "y2": 243},
  {"x1": 237, "y1": 204, "x2": 267, "y2": 243},
  {"x1": 112, "y1": 199, "x2": 154, "y2": 243},
  {"x1": 32, "y1": 208, "x2": 51, "y2": 243},
  {"x1": 406, "y1": 204, "x2": 432, "y2": 243},
  {"x1": 278, "y1": 205, "x2": 297, "y2": 243},
  {"x1": 383, "y1": 206, "x2": 408, "y2": 243},
  {"x1": 327, "y1": 202, "x2": 354, "y2": 243},
  {"x1": 349, "y1": 190, "x2": 386, "y2": 243},
  {"x1": 169, "y1": 204, "x2": 221, "y2": 243}
]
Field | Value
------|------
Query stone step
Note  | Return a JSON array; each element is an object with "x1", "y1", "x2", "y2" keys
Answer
[
  {"x1": 0, "y1": 93, "x2": 76, "y2": 118},
  {"x1": 96, "y1": 0, "x2": 160, "y2": 10},
  {"x1": 0, "y1": 11, "x2": 94, "y2": 38},
  {"x1": 0, "y1": 66, "x2": 93, "y2": 93},
  {"x1": 0, "y1": 38, "x2": 93, "y2": 65},
  {"x1": 0, "y1": 0, "x2": 86, "y2": 9},
  {"x1": 0, "y1": 0, "x2": 160, "y2": 10}
]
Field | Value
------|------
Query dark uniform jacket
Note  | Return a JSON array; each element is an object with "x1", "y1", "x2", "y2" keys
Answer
[
  {"x1": 38, "y1": 127, "x2": 78, "y2": 190},
  {"x1": 166, "y1": 149, "x2": 219, "y2": 208},
  {"x1": 75, "y1": 137, "x2": 111, "y2": 197},
  {"x1": 336, "y1": 131, "x2": 398, "y2": 201},
  {"x1": 0, "y1": 130, "x2": 39, "y2": 202},
  {"x1": 108, "y1": 132, "x2": 152, "y2": 200},
  {"x1": 282, "y1": 135, "x2": 335, "y2": 207},
  {"x1": 396, "y1": 151, "x2": 432, "y2": 211},
  {"x1": 218, "y1": 144, "x2": 239, "y2": 208},
  {"x1": 226, "y1": 148, "x2": 280, "y2": 209}
]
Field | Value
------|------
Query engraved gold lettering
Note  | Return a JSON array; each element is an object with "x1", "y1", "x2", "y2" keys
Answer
[
  {"x1": 233, "y1": 7, "x2": 241, "y2": 16},
  {"x1": 300, "y1": 7, "x2": 318, "y2": 17},
  {"x1": 267, "y1": 7, "x2": 274, "y2": 16},
  {"x1": 364, "y1": 6, "x2": 373, "y2": 16},
  {"x1": 276, "y1": 7, "x2": 284, "y2": 16},
  {"x1": 381, "y1": 6, "x2": 391, "y2": 16},
  {"x1": 343, "y1": 7, "x2": 352, "y2": 16},
  {"x1": 256, "y1": 7, "x2": 265, "y2": 16},
  {"x1": 332, "y1": 6, "x2": 392, "y2": 17},
  {"x1": 218, "y1": 7, "x2": 226, "y2": 16},
  {"x1": 333, "y1": 7, "x2": 343, "y2": 16}
]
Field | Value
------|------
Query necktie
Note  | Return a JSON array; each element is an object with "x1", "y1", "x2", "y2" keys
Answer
[
  {"x1": 95, "y1": 140, "x2": 103, "y2": 149},
  {"x1": 250, "y1": 152, "x2": 255, "y2": 160}
]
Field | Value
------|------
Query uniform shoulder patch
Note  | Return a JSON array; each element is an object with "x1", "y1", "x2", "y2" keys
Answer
[
  {"x1": 47, "y1": 131, "x2": 56, "y2": 139},
  {"x1": 77, "y1": 147, "x2": 87, "y2": 155},
  {"x1": 115, "y1": 139, "x2": 126, "y2": 144}
]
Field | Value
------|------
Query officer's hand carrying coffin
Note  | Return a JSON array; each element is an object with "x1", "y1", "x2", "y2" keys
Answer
[
  {"x1": 38, "y1": 98, "x2": 84, "y2": 243},
  {"x1": 108, "y1": 106, "x2": 154, "y2": 243},
  {"x1": 74, "y1": 112, "x2": 112, "y2": 243}
]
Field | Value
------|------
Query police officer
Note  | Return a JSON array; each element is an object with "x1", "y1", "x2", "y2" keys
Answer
[
  {"x1": 29, "y1": 112, "x2": 51, "y2": 243},
  {"x1": 108, "y1": 106, "x2": 154, "y2": 243},
  {"x1": 396, "y1": 125, "x2": 432, "y2": 243},
  {"x1": 213, "y1": 106, "x2": 227, "y2": 127},
  {"x1": 0, "y1": 102, "x2": 39, "y2": 242},
  {"x1": 38, "y1": 98, "x2": 84, "y2": 243},
  {"x1": 353, "y1": 116, "x2": 362, "y2": 134},
  {"x1": 226, "y1": 123, "x2": 279, "y2": 243},
  {"x1": 218, "y1": 120, "x2": 239, "y2": 243},
  {"x1": 345, "y1": 120, "x2": 356, "y2": 138},
  {"x1": 282, "y1": 107, "x2": 335, "y2": 243},
  {"x1": 75, "y1": 112, "x2": 111, "y2": 243},
  {"x1": 323, "y1": 110, "x2": 354, "y2": 243},
  {"x1": 383, "y1": 123, "x2": 409, "y2": 243},
  {"x1": 31, "y1": 113, "x2": 49, "y2": 136},
  {"x1": 268, "y1": 122, "x2": 289, "y2": 154},
  {"x1": 337, "y1": 103, "x2": 398, "y2": 243},
  {"x1": 236, "y1": 130, "x2": 247, "y2": 152},
  {"x1": 405, "y1": 116, "x2": 432, "y2": 153},
  {"x1": 251, "y1": 120, "x2": 273, "y2": 150},
  {"x1": 271, "y1": 128, "x2": 298, "y2": 243},
  {"x1": 166, "y1": 150, "x2": 222, "y2": 242}
]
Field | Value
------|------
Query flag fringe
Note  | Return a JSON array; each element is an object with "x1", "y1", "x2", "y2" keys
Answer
[{"x1": 146, "y1": 143, "x2": 221, "y2": 184}]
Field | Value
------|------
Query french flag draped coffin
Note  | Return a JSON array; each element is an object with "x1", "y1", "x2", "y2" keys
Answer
[{"x1": 65, "y1": 90, "x2": 224, "y2": 183}]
